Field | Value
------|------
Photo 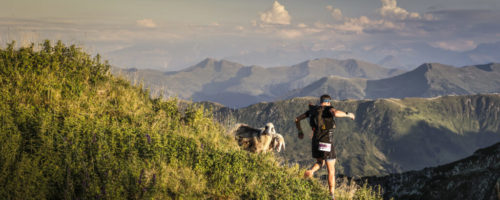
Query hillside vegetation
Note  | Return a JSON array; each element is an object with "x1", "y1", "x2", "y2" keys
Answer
[
  {"x1": 0, "y1": 41, "x2": 350, "y2": 199},
  {"x1": 212, "y1": 94, "x2": 500, "y2": 177}
]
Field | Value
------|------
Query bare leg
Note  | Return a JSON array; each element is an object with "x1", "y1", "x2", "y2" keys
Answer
[
  {"x1": 304, "y1": 158, "x2": 324, "y2": 178},
  {"x1": 325, "y1": 159, "x2": 336, "y2": 198}
]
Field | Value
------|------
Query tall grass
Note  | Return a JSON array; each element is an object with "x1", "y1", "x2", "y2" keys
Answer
[{"x1": 0, "y1": 40, "x2": 384, "y2": 199}]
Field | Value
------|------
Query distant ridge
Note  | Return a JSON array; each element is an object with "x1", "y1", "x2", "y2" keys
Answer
[
  {"x1": 209, "y1": 94, "x2": 500, "y2": 177},
  {"x1": 286, "y1": 62, "x2": 500, "y2": 100},
  {"x1": 114, "y1": 57, "x2": 404, "y2": 107},
  {"x1": 283, "y1": 76, "x2": 367, "y2": 100}
]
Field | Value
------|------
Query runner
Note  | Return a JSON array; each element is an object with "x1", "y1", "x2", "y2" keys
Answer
[{"x1": 295, "y1": 94, "x2": 355, "y2": 200}]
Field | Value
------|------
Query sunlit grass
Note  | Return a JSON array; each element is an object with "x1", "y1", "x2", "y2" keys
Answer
[{"x1": 0, "y1": 40, "x2": 385, "y2": 199}]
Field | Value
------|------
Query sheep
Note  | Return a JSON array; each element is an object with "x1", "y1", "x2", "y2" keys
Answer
[{"x1": 231, "y1": 122, "x2": 285, "y2": 153}]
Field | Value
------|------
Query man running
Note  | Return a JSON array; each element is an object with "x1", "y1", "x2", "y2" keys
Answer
[{"x1": 295, "y1": 94, "x2": 355, "y2": 200}]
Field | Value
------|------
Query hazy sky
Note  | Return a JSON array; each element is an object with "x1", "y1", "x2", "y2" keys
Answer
[{"x1": 1, "y1": 0, "x2": 499, "y2": 70}]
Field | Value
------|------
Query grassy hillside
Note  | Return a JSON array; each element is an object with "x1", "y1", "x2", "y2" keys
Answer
[
  {"x1": 0, "y1": 41, "x2": 352, "y2": 199},
  {"x1": 212, "y1": 95, "x2": 500, "y2": 177}
]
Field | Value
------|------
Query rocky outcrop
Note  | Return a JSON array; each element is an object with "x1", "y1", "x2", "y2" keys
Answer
[{"x1": 359, "y1": 142, "x2": 500, "y2": 200}]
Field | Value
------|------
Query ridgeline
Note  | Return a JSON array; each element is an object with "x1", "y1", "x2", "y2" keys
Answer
[
  {"x1": 0, "y1": 41, "x2": 355, "y2": 199},
  {"x1": 361, "y1": 142, "x2": 500, "y2": 200},
  {"x1": 210, "y1": 94, "x2": 500, "y2": 177}
]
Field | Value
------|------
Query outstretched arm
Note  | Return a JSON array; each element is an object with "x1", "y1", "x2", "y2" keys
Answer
[
  {"x1": 331, "y1": 108, "x2": 355, "y2": 120},
  {"x1": 295, "y1": 113, "x2": 307, "y2": 139}
]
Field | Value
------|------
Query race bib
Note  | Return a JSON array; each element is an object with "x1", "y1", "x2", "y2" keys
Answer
[{"x1": 318, "y1": 142, "x2": 331, "y2": 152}]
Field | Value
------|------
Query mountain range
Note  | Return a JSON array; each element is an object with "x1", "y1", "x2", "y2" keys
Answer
[
  {"x1": 113, "y1": 58, "x2": 404, "y2": 107},
  {"x1": 207, "y1": 94, "x2": 500, "y2": 177},
  {"x1": 221, "y1": 41, "x2": 500, "y2": 71},
  {"x1": 286, "y1": 62, "x2": 500, "y2": 100},
  {"x1": 114, "y1": 58, "x2": 500, "y2": 108}
]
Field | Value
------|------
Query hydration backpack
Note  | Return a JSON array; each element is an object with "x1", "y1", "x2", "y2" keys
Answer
[{"x1": 308, "y1": 104, "x2": 336, "y2": 132}]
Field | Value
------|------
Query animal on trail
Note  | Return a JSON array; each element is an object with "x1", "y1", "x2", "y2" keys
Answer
[{"x1": 231, "y1": 122, "x2": 285, "y2": 153}]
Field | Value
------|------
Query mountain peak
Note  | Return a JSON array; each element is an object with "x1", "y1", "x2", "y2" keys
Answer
[
  {"x1": 468, "y1": 62, "x2": 500, "y2": 72},
  {"x1": 414, "y1": 63, "x2": 454, "y2": 73},
  {"x1": 301, "y1": 58, "x2": 381, "y2": 70},
  {"x1": 201, "y1": 57, "x2": 218, "y2": 64},
  {"x1": 183, "y1": 58, "x2": 244, "y2": 72},
  {"x1": 305, "y1": 58, "x2": 362, "y2": 66},
  {"x1": 202, "y1": 58, "x2": 241, "y2": 66}
]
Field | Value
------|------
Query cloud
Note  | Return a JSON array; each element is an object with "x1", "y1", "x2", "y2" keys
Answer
[
  {"x1": 321, "y1": 0, "x2": 436, "y2": 35},
  {"x1": 311, "y1": 42, "x2": 346, "y2": 51},
  {"x1": 421, "y1": 10, "x2": 500, "y2": 40},
  {"x1": 379, "y1": 0, "x2": 416, "y2": 20},
  {"x1": 379, "y1": 0, "x2": 423, "y2": 20},
  {"x1": 259, "y1": 1, "x2": 291, "y2": 25},
  {"x1": 136, "y1": 19, "x2": 157, "y2": 28},
  {"x1": 326, "y1": 5, "x2": 343, "y2": 21},
  {"x1": 430, "y1": 40, "x2": 477, "y2": 52},
  {"x1": 297, "y1": 23, "x2": 307, "y2": 28},
  {"x1": 251, "y1": 20, "x2": 258, "y2": 27},
  {"x1": 278, "y1": 29, "x2": 302, "y2": 39},
  {"x1": 235, "y1": 26, "x2": 245, "y2": 31},
  {"x1": 333, "y1": 16, "x2": 370, "y2": 34},
  {"x1": 332, "y1": 16, "x2": 401, "y2": 34},
  {"x1": 429, "y1": 9, "x2": 500, "y2": 28},
  {"x1": 313, "y1": 22, "x2": 333, "y2": 29}
]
